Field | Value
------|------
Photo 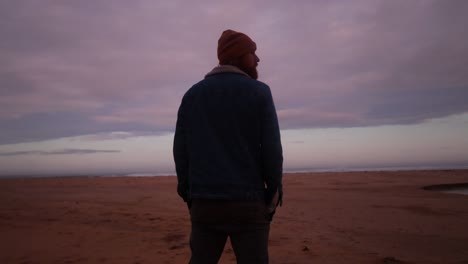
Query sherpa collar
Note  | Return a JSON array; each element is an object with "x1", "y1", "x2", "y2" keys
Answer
[{"x1": 205, "y1": 65, "x2": 250, "y2": 78}]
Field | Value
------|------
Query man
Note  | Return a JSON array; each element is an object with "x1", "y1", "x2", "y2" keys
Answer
[{"x1": 173, "y1": 29, "x2": 283, "y2": 264}]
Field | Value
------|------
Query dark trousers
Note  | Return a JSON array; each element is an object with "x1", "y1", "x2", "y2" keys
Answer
[{"x1": 189, "y1": 199, "x2": 271, "y2": 264}]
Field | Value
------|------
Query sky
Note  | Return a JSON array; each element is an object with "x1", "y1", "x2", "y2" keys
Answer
[{"x1": 1, "y1": 0, "x2": 468, "y2": 176}]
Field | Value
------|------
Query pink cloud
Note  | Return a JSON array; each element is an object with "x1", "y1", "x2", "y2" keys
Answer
[{"x1": 1, "y1": 0, "x2": 467, "y2": 143}]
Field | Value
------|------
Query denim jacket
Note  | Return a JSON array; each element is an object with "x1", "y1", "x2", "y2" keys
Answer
[{"x1": 173, "y1": 65, "x2": 283, "y2": 207}]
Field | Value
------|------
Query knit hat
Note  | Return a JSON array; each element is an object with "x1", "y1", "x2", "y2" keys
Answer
[{"x1": 217, "y1": 29, "x2": 256, "y2": 65}]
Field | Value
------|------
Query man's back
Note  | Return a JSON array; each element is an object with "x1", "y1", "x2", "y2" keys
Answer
[{"x1": 175, "y1": 71, "x2": 281, "y2": 201}]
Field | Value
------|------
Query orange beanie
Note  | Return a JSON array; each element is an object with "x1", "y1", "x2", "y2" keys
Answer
[{"x1": 217, "y1": 29, "x2": 256, "y2": 64}]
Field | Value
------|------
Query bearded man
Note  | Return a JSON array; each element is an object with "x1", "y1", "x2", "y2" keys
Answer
[{"x1": 173, "y1": 29, "x2": 283, "y2": 264}]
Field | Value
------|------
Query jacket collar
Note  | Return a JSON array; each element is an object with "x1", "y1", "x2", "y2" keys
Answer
[{"x1": 205, "y1": 65, "x2": 250, "y2": 78}]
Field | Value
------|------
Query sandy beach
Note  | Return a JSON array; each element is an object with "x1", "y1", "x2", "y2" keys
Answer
[{"x1": 1, "y1": 170, "x2": 468, "y2": 264}]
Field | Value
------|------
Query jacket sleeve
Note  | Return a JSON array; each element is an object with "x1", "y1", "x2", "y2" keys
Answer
[
  {"x1": 260, "y1": 85, "x2": 283, "y2": 207},
  {"x1": 173, "y1": 93, "x2": 190, "y2": 202}
]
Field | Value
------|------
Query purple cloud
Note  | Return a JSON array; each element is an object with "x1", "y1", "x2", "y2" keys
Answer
[
  {"x1": 0, "y1": 149, "x2": 120, "y2": 156},
  {"x1": 1, "y1": 0, "x2": 467, "y2": 144}
]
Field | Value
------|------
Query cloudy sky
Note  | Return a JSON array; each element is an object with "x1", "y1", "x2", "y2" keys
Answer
[{"x1": 1, "y1": 0, "x2": 467, "y2": 176}]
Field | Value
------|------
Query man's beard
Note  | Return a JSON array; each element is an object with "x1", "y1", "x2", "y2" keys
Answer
[{"x1": 239, "y1": 65, "x2": 258, "y2": 80}]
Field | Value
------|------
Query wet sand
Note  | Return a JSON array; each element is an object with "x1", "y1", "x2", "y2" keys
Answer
[{"x1": 1, "y1": 170, "x2": 468, "y2": 264}]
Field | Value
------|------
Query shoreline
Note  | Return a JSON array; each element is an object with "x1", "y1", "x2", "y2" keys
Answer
[{"x1": 1, "y1": 167, "x2": 468, "y2": 180}]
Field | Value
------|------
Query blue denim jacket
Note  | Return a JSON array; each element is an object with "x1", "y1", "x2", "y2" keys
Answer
[{"x1": 173, "y1": 66, "x2": 283, "y2": 206}]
